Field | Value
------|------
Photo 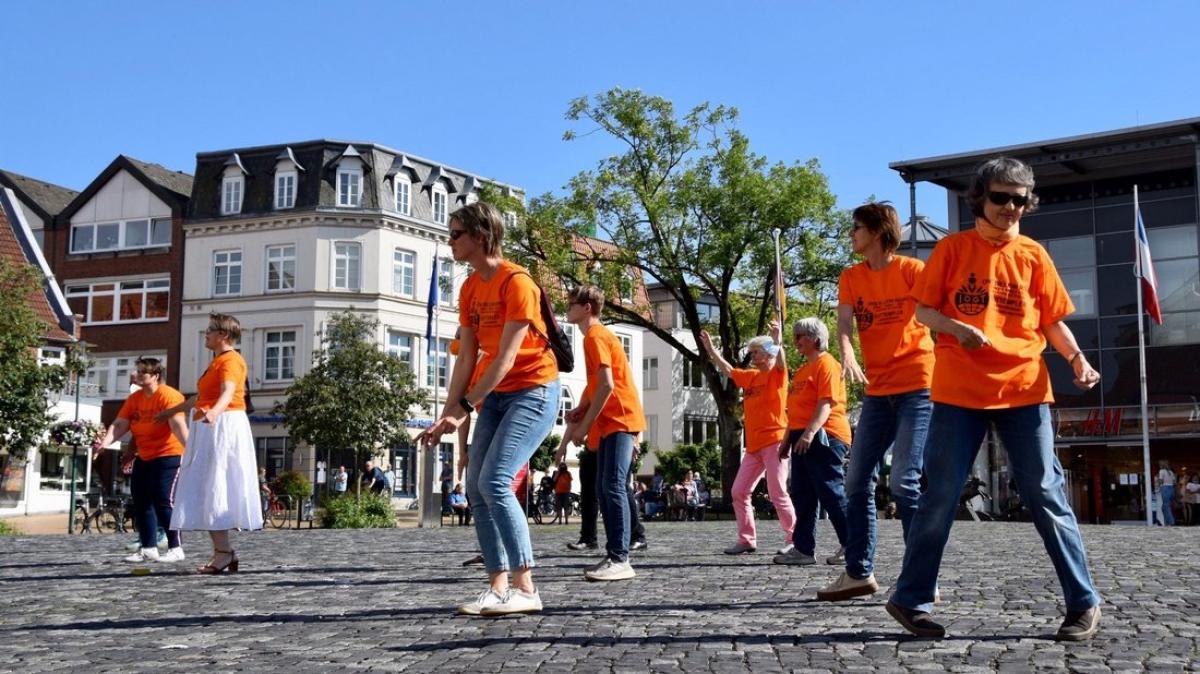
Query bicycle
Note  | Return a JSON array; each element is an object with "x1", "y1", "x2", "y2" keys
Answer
[
  {"x1": 73, "y1": 494, "x2": 132, "y2": 534},
  {"x1": 262, "y1": 492, "x2": 294, "y2": 529}
]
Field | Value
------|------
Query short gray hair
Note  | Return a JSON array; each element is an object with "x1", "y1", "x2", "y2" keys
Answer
[
  {"x1": 966, "y1": 156, "x2": 1040, "y2": 218},
  {"x1": 746, "y1": 335, "x2": 779, "y2": 357},
  {"x1": 792, "y1": 317, "x2": 829, "y2": 351}
]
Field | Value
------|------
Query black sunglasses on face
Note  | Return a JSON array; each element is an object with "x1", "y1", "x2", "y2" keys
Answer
[
  {"x1": 986, "y1": 191, "x2": 1030, "y2": 208},
  {"x1": 448, "y1": 229, "x2": 468, "y2": 241}
]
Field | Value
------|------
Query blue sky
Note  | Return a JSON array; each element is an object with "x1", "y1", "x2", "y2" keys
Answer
[{"x1": 4, "y1": 1, "x2": 1199, "y2": 227}]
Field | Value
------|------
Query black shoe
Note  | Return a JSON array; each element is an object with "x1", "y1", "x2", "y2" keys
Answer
[
  {"x1": 629, "y1": 539, "x2": 648, "y2": 552},
  {"x1": 461, "y1": 554, "x2": 484, "y2": 567},
  {"x1": 1055, "y1": 606, "x2": 1101, "y2": 641},
  {"x1": 566, "y1": 541, "x2": 598, "y2": 551},
  {"x1": 885, "y1": 601, "x2": 946, "y2": 639}
]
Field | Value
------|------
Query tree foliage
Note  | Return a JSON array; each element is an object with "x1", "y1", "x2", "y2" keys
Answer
[
  {"x1": 0, "y1": 258, "x2": 75, "y2": 461},
  {"x1": 654, "y1": 440, "x2": 722, "y2": 486},
  {"x1": 276, "y1": 311, "x2": 426, "y2": 492},
  {"x1": 494, "y1": 88, "x2": 851, "y2": 495}
]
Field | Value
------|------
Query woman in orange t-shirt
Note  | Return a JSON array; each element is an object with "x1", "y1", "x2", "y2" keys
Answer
[
  {"x1": 886, "y1": 157, "x2": 1102, "y2": 642},
  {"x1": 422, "y1": 202, "x2": 559, "y2": 617},
  {"x1": 93, "y1": 357, "x2": 188, "y2": 564},
  {"x1": 162, "y1": 313, "x2": 263, "y2": 575},
  {"x1": 775, "y1": 316, "x2": 851, "y2": 568},
  {"x1": 698, "y1": 321, "x2": 795, "y2": 556}
]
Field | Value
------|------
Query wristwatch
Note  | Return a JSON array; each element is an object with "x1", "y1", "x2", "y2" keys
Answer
[{"x1": 459, "y1": 397, "x2": 475, "y2": 416}]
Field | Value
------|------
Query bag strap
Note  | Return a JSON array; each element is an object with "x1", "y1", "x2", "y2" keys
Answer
[{"x1": 498, "y1": 268, "x2": 553, "y2": 347}]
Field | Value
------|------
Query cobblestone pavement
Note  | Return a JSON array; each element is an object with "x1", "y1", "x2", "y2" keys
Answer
[{"x1": 0, "y1": 519, "x2": 1196, "y2": 672}]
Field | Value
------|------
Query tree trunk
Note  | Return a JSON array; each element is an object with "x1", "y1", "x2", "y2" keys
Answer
[{"x1": 711, "y1": 382, "x2": 744, "y2": 501}]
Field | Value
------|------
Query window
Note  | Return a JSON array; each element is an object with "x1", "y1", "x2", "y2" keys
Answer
[
  {"x1": 1045, "y1": 236, "x2": 1097, "y2": 317},
  {"x1": 387, "y1": 331, "x2": 416, "y2": 371},
  {"x1": 275, "y1": 172, "x2": 296, "y2": 209},
  {"x1": 644, "y1": 356, "x2": 659, "y2": 390},
  {"x1": 39, "y1": 346, "x2": 66, "y2": 367},
  {"x1": 503, "y1": 211, "x2": 516, "y2": 229},
  {"x1": 69, "y1": 218, "x2": 172, "y2": 253},
  {"x1": 562, "y1": 323, "x2": 576, "y2": 349},
  {"x1": 264, "y1": 330, "x2": 297, "y2": 382},
  {"x1": 682, "y1": 359, "x2": 705, "y2": 389},
  {"x1": 65, "y1": 279, "x2": 169, "y2": 325},
  {"x1": 616, "y1": 332, "x2": 633, "y2": 364},
  {"x1": 213, "y1": 250, "x2": 242, "y2": 296},
  {"x1": 558, "y1": 387, "x2": 574, "y2": 426},
  {"x1": 255, "y1": 437, "x2": 293, "y2": 480},
  {"x1": 86, "y1": 354, "x2": 165, "y2": 399},
  {"x1": 1147, "y1": 225, "x2": 1200, "y2": 315},
  {"x1": 645, "y1": 414, "x2": 658, "y2": 450},
  {"x1": 696, "y1": 303, "x2": 720, "y2": 324},
  {"x1": 338, "y1": 169, "x2": 362, "y2": 207},
  {"x1": 222, "y1": 175, "x2": 243, "y2": 215},
  {"x1": 395, "y1": 177, "x2": 411, "y2": 215},
  {"x1": 432, "y1": 186, "x2": 447, "y2": 224},
  {"x1": 437, "y1": 257, "x2": 455, "y2": 307},
  {"x1": 683, "y1": 414, "x2": 718, "y2": 445},
  {"x1": 393, "y1": 249, "x2": 416, "y2": 297},
  {"x1": 265, "y1": 245, "x2": 296, "y2": 292},
  {"x1": 333, "y1": 242, "x2": 361, "y2": 290},
  {"x1": 392, "y1": 445, "x2": 416, "y2": 497},
  {"x1": 425, "y1": 338, "x2": 451, "y2": 388}
]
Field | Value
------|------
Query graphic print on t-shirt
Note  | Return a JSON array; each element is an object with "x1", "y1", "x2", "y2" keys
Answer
[
  {"x1": 853, "y1": 298, "x2": 873, "y2": 331},
  {"x1": 954, "y1": 273, "x2": 989, "y2": 315},
  {"x1": 992, "y1": 281, "x2": 1026, "y2": 317}
]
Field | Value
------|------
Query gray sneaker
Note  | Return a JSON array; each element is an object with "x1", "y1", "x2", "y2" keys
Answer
[
  {"x1": 824, "y1": 546, "x2": 846, "y2": 565},
  {"x1": 773, "y1": 548, "x2": 816, "y2": 565},
  {"x1": 584, "y1": 559, "x2": 636, "y2": 582},
  {"x1": 583, "y1": 557, "x2": 608, "y2": 573},
  {"x1": 1055, "y1": 606, "x2": 1101, "y2": 642},
  {"x1": 776, "y1": 543, "x2": 794, "y2": 556},
  {"x1": 723, "y1": 542, "x2": 756, "y2": 555}
]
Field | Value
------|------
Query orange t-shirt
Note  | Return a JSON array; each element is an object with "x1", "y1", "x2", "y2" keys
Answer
[
  {"x1": 582, "y1": 324, "x2": 646, "y2": 449},
  {"x1": 196, "y1": 350, "x2": 247, "y2": 411},
  {"x1": 459, "y1": 261, "x2": 558, "y2": 393},
  {"x1": 787, "y1": 352, "x2": 852, "y2": 444},
  {"x1": 729, "y1": 366, "x2": 787, "y2": 453},
  {"x1": 838, "y1": 256, "x2": 935, "y2": 396},
  {"x1": 911, "y1": 229, "x2": 1074, "y2": 409},
  {"x1": 554, "y1": 471, "x2": 572, "y2": 495},
  {"x1": 117, "y1": 384, "x2": 186, "y2": 460}
]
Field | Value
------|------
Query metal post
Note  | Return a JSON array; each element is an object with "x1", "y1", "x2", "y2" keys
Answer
[
  {"x1": 1133, "y1": 185, "x2": 1154, "y2": 526},
  {"x1": 908, "y1": 179, "x2": 918, "y2": 258},
  {"x1": 66, "y1": 375, "x2": 81, "y2": 534}
]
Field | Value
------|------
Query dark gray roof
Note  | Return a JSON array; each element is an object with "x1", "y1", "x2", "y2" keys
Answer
[
  {"x1": 890, "y1": 115, "x2": 1200, "y2": 191},
  {"x1": 0, "y1": 170, "x2": 79, "y2": 220},
  {"x1": 122, "y1": 156, "x2": 194, "y2": 198},
  {"x1": 899, "y1": 216, "x2": 948, "y2": 244}
]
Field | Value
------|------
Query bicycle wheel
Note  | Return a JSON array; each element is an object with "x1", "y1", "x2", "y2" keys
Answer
[
  {"x1": 72, "y1": 507, "x2": 89, "y2": 534},
  {"x1": 268, "y1": 496, "x2": 292, "y2": 529},
  {"x1": 97, "y1": 510, "x2": 120, "y2": 534}
]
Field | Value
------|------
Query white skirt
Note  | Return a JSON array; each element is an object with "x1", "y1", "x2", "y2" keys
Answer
[{"x1": 170, "y1": 410, "x2": 264, "y2": 531}]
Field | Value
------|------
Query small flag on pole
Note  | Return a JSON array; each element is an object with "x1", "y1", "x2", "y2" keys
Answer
[
  {"x1": 1134, "y1": 198, "x2": 1163, "y2": 325},
  {"x1": 425, "y1": 252, "x2": 440, "y2": 358},
  {"x1": 772, "y1": 228, "x2": 785, "y2": 325}
]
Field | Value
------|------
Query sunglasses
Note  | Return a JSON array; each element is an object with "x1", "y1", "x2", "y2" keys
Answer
[
  {"x1": 986, "y1": 191, "x2": 1030, "y2": 208},
  {"x1": 448, "y1": 229, "x2": 469, "y2": 241}
]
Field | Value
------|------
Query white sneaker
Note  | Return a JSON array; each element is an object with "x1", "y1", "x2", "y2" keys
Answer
[
  {"x1": 773, "y1": 547, "x2": 816, "y2": 565},
  {"x1": 777, "y1": 544, "x2": 794, "y2": 556},
  {"x1": 480, "y1": 588, "x2": 543, "y2": 616},
  {"x1": 457, "y1": 589, "x2": 507, "y2": 616},
  {"x1": 816, "y1": 572, "x2": 879, "y2": 601},
  {"x1": 584, "y1": 559, "x2": 636, "y2": 582},
  {"x1": 825, "y1": 546, "x2": 846, "y2": 565},
  {"x1": 124, "y1": 547, "x2": 160, "y2": 563},
  {"x1": 124, "y1": 530, "x2": 169, "y2": 552},
  {"x1": 584, "y1": 557, "x2": 609, "y2": 573},
  {"x1": 158, "y1": 547, "x2": 186, "y2": 563}
]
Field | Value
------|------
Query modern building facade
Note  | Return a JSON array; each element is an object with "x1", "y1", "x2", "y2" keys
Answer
[{"x1": 891, "y1": 117, "x2": 1200, "y2": 523}]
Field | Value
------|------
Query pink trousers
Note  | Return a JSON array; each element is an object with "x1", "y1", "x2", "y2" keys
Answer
[{"x1": 731, "y1": 441, "x2": 796, "y2": 547}]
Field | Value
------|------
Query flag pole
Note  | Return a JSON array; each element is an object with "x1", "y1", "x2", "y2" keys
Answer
[
  {"x1": 771, "y1": 227, "x2": 784, "y2": 326},
  {"x1": 420, "y1": 246, "x2": 441, "y2": 528},
  {"x1": 1133, "y1": 185, "x2": 1153, "y2": 526}
]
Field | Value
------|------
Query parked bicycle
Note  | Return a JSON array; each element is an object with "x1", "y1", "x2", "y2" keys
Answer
[
  {"x1": 73, "y1": 493, "x2": 134, "y2": 534},
  {"x1": 262, "y1": 491, "x2": 294, "y2": 529}
]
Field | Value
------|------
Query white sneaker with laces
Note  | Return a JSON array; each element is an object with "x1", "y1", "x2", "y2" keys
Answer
[
  {"x1": 480, "y1": 588, "x2": 543, "y2": 615},
  {"x1": 825, "y1": 546, "x2": 846, "y2": 565},
  {"x1": 124, "y1": 547, "x2": 160, "y2": 563},
  {"x1": 457, "y1": 589, "x2": 507, "y2": 616},
  {"x1": 816, "y1": 572, "x2": 879, "y2": 601},
  {"x1": 584, "y1": 557, "x2": 608, "y2": 573},
  {"x1": 158, "y1": 547, "x2": 186, "y2": 563},
  {"x1": 584, "y1": 559, "x2": 636, "y2": 582}
]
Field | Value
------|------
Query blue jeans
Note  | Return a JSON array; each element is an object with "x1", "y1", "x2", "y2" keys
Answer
[
  {"x1": 1160, "y1": 485, "x2": 1176, "y2": 526},
  {"x1": 844, "y1": 390, "x2": 932, "y2": 579},
  {"x1": 789, "y1": 429, "x2": 850, "y2": 556},
  {"x1": 466, "y1": 380, "x2": 560, "y2": 573},
  {"x1": 891, "y1": 403, "x2": 1101, "y2": 613},
  {"x1": 131, "y1": 455, "x2": 182, "y2": 549},
  {"x1": 597, "y1": 432, "x2": 636, "y2": 562}
]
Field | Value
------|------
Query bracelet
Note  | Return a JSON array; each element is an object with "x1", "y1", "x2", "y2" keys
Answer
[{"x1": 1069, "y1": 351, "x2": 1083, "y2": 365}]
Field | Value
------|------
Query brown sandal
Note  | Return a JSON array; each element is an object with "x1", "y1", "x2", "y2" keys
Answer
[{"x1": 196, "y1": 549, "x2": 239, "y2": 574}]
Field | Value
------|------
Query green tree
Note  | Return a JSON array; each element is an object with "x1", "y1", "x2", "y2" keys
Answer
[
  {"x1": 654, "y1": 440, "x2": 722, "y2": 485},
  {"x1": 0, "y1": 258, "x2": 74, "y2": 461},
  {"x1": 276, "y1": 311, "x2": 426, "y2": 498},
  {"x1": 494, "y1": 88, "x2": 851, "y2": 496}
]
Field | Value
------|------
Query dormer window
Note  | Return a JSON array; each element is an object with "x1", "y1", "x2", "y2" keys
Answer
[
  {"x1": 275, "y1": 172, "x2": 296, "y2": 209},
  {"x1": 394, "y1": 176, "x2": 411, "y2": 216},
  {"x1": 221, "y1": 154, "x2": 248, "y2": 215},
  {"x1": 432, "y1": 185, "x2": 447, "y2": 224},
  {"x1": 335, "y1": 148, "x2": 364, "y2": 208}
]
